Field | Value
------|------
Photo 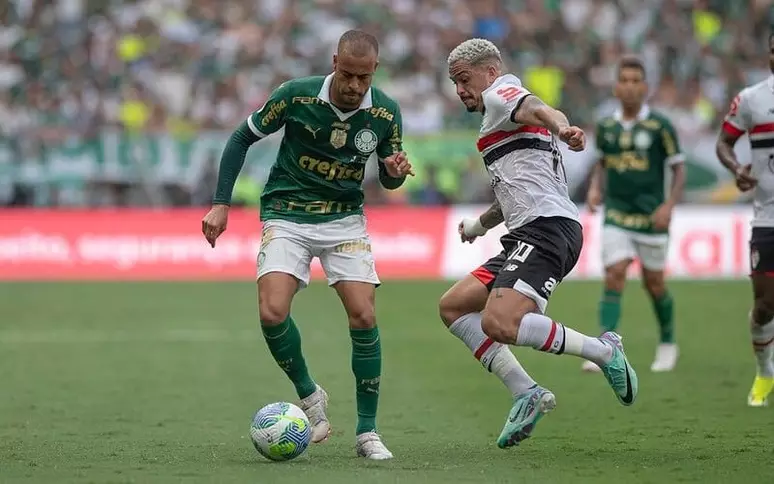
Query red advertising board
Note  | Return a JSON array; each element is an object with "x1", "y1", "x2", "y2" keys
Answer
[
  {"x1": 0, "y1": 206, "x2": 755, "y2": 281},
  {"x1": 0, "y1": 208, "x2": 447, "y2": 280}
]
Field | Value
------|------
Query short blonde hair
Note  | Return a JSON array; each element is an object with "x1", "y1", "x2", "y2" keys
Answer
[{"x1": 447, "y1": 38, "x2": 502, "y2": 67}]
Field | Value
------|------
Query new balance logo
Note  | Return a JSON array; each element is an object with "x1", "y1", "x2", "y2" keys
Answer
[{"x1": 504, "y1": 264, "x2": 518, "y2": 272}]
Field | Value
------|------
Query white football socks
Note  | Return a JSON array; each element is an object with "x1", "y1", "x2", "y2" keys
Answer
[
  {"x1": 751, "y1": 312, "x2": 774, "y2": 377},
  {"x1": 489, "y1": 347, "x2": 537, "y2": 398},
  {"x1": 449, "y1": 313, "x2": 536, "y2": 397},
  {"x1": 516, "y1": 313, "x2": 613, "y2": 366}
]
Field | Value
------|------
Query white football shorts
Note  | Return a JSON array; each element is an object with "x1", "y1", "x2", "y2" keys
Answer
[
  {"x1": 601, "y1": 224, "x2": 669, "y2": 271},
  {"x1": 257, "y1": 214, "x2": 380, "y2": 288}
]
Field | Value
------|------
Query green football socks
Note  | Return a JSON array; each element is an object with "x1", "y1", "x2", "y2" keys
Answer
[
  {"x1": 651, "y1": 291, "x2": 675, "y2": 343},
  {"x1": 599, "y1": 285, "x2": 674, "y2": 343},
  {"x1": 599, "y1": 289, "x2": 622, "y2": 333},
  {"x1": 261, "y1": 315, "x2": 317, "y2": 399},
  {"x1": 350, "y1": 327, "x2": 381, "y2": 435}
]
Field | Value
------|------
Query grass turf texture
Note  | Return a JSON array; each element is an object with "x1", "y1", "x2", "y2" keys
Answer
[{"x1": 1, "y1": 280, "x2": 772, "y2": 483}]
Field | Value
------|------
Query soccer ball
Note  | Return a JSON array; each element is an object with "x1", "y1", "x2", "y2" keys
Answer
[{"x1": 249, "y1": 402, "x2": 312, "y2": 461}]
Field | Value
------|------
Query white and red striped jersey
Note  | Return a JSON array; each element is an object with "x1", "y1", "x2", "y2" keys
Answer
[
  {"x1": 723, "y1": 76, "x2": 774, "y2": 228},
  {"x1": 477, "y1": 74, "x2": 579, "y2": 231}
]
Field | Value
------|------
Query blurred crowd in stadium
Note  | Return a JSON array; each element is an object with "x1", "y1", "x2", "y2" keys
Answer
[{"x1": 1, "y1": 0, "x2": 771, "y2": 207}]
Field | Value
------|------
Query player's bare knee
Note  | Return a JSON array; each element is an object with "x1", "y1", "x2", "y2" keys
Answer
[
  {"x1": 258, "y1": 302, "x2": 289, "y2": 327},
  {"x1": 438, "y1": 291, "x2": 464, "y2": 327},
  {"x1": 257, "y1": 273, "x2": 298, "y2": 326},
  {"x1": 347, "y1": 306, "x2": 376, "y2": 329},
  {"x1": 481, "y1": 309, "x2": 521, "y2": 344},
  {"x1": 257, "y1": 288, "x2": 292, "y2": 326},
  {"x1": 480, "y1": 311, "x2": 501, "y2": 341},
  {"x1": 643, "y1": 275, "x2": 666, "y2": 299},
  {"x1": 604, "y1": 265, "x2": 627, "y2": 292}
]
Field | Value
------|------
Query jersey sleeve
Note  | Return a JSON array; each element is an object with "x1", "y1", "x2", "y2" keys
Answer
[
  {"x1": 482, "y1": 83, "x2": 532, "y2": 132},
  {"x1": 246, "y1": 82, "x2": 292, "y2": 138},
  {"x1": 377, "y1": 105, "x2": 403, "y2": 160},
  {"x1": 659, "y1": 117, "x2": 685, "y2": 166},
  {"x1": 722, "y1": 89, "x2": 752, "y2": 139}
]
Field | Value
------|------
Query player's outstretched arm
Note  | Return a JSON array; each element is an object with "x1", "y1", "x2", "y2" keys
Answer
[
  {"x1": 203, "y1": 82, "x2": 291, "y2": 247},
  {"x1": 459, "y1": 200, "x2": 503, "y2": 243},
  {"x1": 511, "y1": 96, "x2": 585, "y2": 151},
  {"x1": 202, "y1": 122, "x2": 261, "y2": 247},
  {"x1": 212, "y1": 122, "x2": 261, "y2": 206}
]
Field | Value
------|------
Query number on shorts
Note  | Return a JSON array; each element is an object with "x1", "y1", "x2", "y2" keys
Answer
[{"x1": 508, "y1": 240, "x2": 534, "y2": 263}]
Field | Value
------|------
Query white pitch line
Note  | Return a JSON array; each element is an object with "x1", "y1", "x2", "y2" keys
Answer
[{"x1": 0, "y1": 328, "x2": 261, "y2": 344}]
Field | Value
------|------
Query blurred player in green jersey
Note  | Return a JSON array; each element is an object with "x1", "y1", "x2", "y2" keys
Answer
[{"x1": 584, "y1": 56, "x2": 685, "y2": 373}]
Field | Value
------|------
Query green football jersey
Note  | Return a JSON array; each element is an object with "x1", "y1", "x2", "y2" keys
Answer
[
  {"x1": 595, "y1": 108, "x2": 683, "y2": 234},
  {"x1": 247, "y1": 75, "x2": 403, "y2": 224}
]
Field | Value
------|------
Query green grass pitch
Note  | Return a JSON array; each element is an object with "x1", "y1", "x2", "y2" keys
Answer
[{"x1": 1, "y1": 280, "x2": 773, "y2": 483}]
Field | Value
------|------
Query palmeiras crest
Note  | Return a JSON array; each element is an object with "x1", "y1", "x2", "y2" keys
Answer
[{"x1": 330, "y1": 128, "x2": 347, "y2": 149}]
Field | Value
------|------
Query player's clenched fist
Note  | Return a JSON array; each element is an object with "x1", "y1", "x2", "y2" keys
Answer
[
  {"x1": 383, "y1": 151, "x2": 415, "y2": 178},
  {"x1": 202, "y1": 204, "x2": 229, "y2": 248},
  {"x1": 558, "y1": 126, "x2": 585, "y2": 152},
  {"x1": 735, "y1": 164, "x2": 757, "y2": 192},
  {"x1": 458, "y1": 217, "x2": 487, "y2": 244}
]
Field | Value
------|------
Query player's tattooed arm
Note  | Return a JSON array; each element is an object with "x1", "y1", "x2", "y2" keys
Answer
[
  {"x1": 460, "y1": 200, "x2": 502, "y2": 241},
  {"x1": 479, "y1": 200, "x2": 504, "y2": 229},
  {"x1": 510, "y1": 95, "x2": 570, "y2": 135},
  {"x1": 511, "y1": 95, "x2": 584, "y2": 151}
]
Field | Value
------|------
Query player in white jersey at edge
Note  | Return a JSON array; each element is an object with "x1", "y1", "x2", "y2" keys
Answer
[
  {"x1": 716, "y1": 33, "x2": 774, "y2": 407},
  {"x1": 437, "y1": 38, "x2": 639, "y2": 449}
]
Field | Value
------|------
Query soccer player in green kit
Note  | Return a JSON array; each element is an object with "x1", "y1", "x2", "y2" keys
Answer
[
  {"x1": 201, "y1": 30, "x2": 412, "y2": 460},
  {"x1": 584, "y1": 56, "x2": 685, "y2": 373}
]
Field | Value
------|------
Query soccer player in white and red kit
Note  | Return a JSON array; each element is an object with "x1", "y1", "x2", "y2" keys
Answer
[
  {"x1": 436, "y1": 38, "x2": 639, "y2": 449},
  {"x1": 716, "y1": 34, "x2": 774, "y2": 407}
]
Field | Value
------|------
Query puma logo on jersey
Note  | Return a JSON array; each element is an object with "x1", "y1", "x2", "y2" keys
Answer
[{"x1": 305, "y1": 125, "x2": 321, "y2": 138}]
